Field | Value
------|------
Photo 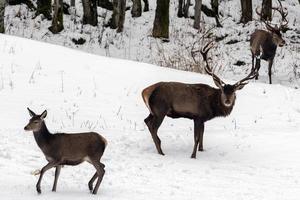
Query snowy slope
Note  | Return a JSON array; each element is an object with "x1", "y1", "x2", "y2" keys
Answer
[
  {"x1": 4, "y1": 0, "x2": 300, "y2": 87},
  {"x1": 0, "y1": 34, "x2": 300, "y2": 200}
]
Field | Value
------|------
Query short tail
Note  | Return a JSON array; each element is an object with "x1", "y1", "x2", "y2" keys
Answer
[{"x1": 142, "y1": 83, "x2": 161, "y2": 115}]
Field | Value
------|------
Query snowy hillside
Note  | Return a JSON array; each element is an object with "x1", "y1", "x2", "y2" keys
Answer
[
  {"x1": 1, "y1": 34, "x2": 300, "y2": 200},
  {"x1": 4, "y1": 0, "x2": 300, "y2": 87}
]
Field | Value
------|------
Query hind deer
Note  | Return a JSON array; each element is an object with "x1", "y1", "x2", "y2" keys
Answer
[
  {"x1": 142, "y1": 42, "x2": 257, "y2": 159},
  {"x1": 24, "y1": 108, "x2": 107, "y2": 194},
  {"x1": 250, "y1": 0, "x2": 288, "y2": 84}
]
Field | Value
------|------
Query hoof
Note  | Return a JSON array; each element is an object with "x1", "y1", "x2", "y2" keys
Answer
[
  {"x1": 36, "y1": 187, "x2": 41, "y2": 194},
  {"x1": 92, "y1": 190, "x2": 98, "y2": 195},
  {"x1": 88, "y1": 184, "x2": 93, "y2": 192},
  {"x1": 158, "y1": 152, "x2": 165, "y2": 156},
  {"x1": 198, "y1": 148, "x2": 204, "y2": 152},
  {"x1": 191, "y1": 154, "x2": 196, "y2": 159}
]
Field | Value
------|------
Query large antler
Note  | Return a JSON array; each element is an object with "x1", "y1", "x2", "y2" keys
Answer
[
  {"x1": 200, "y1": 41, "x2": 225, "y2": 88},
  {"x1": 272, "y1": 0, "x2": 288, "y2": 30},
  {"x1": 234, "y1": 68, "x2": 257, "y2": 88},
  {"x1": 256, "y1": 0, "x2": 288, "y2": 32},
  {"x1": 256, "y1": 7, "x2": 277, "y2": 32}
]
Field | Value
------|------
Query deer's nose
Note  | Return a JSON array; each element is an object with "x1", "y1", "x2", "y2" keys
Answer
[
  {"x1": 24, "y1": 126, "x2": 29, "y2": 131},
  {"x1": 279, "y1": 40, "x2": 286, "y2": 47}
]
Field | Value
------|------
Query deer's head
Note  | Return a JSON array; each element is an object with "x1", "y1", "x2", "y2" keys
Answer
[
  {"x1": 201, "y1": 42, "x2": 257, "y2": 107},
  {"x1": 24, "y1": 108, "x2": 47, "y2": 132}
]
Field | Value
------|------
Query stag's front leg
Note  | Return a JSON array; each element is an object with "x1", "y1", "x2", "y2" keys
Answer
[
  {"x1": 36, "y1": 161, "x2": 58, "y2": 194},
  {"x1": 198, "y1": 123, "x2": 205, "y2": 151},
  {"x1": 191, "y1": 119, "x2": 203, "y2": 158},
  {"x1": 268, "y1": 59, "x2": 273, "y2": 84}
]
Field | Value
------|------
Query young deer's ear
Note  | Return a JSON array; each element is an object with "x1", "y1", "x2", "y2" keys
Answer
[
  {"x1": 40, "y1": 110, "x2": 47, "y2": 119},
  {"x1": 27, "y1": 108, "x2": 36, "y2": 117}
]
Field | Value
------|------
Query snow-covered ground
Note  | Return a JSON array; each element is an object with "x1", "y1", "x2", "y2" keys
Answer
[
  {"x1": 4, "y1": 0, "x2": 300, "y2": 87},
  {"x1": 1, "y1": 34, "x2": 300, "y2": 200}
]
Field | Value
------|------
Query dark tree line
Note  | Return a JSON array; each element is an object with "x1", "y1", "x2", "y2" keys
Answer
[
  {"x1": 0, "y1": 0, "x2": 5, "y2": 33},
  {"x1": 0, "y1": 0, "x2": 294, "y2": 41},
  {"x1": 2, "y1": 0, "x2": 150, "y2": 34},
  {"x1": 241, "y1": 0, "x2": 275, "y2": 23}
]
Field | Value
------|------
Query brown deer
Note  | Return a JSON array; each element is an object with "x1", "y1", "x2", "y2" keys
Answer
[
  {"x1": 142, "y1": 42, "x2": 257, "y2": 159},
  {"x1": 24, "y1": 108, "x2": 107, "y2": 194},
  {"x1": 250, "y1": 0, "x2": 288, "y2": 84}
]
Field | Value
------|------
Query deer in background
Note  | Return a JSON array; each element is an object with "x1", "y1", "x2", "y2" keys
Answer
[
  {"x1": 250, "y1": 0, "x2": 288, "y2": 84},
  {"x1": 24, "y1": 108, "x2": 107, "y2": 194},
  {"x1": 142, "y1": 42, "x2": 257, "y2": 159}
]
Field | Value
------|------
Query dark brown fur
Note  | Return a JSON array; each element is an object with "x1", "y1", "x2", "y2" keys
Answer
[
  {"x1": 24, "y1": 108, "x2": 107, "y2": 195},
  {"x1": 251, "y1": 1, "x2": 288, "y2": 84},
  {"x1": 142, "y1": 42, "x2": 256, "y2": 159},
  {"x1": 250, "y1": 29, "x2": 285, "y2": 84},
  {"x1": 142, "y1": 81, "x2": 238, "y2": 159}
]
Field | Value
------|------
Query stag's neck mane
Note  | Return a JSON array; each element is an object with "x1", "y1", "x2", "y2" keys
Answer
[{"x1": 33, "y1": 121, "x2": 53, "y2": 149}]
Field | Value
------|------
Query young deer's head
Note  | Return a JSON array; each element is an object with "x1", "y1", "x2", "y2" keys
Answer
[
  {"x1": 200, "y1": 42, "x2": 257, "y2": 107},
  {"x1": 24, "y1": 108, "x2": 47, "y2": 132}
]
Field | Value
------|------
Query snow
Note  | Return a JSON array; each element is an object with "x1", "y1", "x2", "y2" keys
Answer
[
  {"x1": 0, "y1": 34, "x2": 300, "y2": 199},
  {"x1": 4, "y1": 0, "x2": 300, "y2": 88}
]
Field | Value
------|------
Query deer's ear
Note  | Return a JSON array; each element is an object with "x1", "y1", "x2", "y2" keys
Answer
[
  {"x1": 213, "y1": 78, "x2": 223, "y2": 89},
  {"x1": 27, "y1": 108, "x2": 36, "y2": 117},
  {"x1": 40, "y1": 110, "x2": 47, "y2": 119},
  {"x1": 235, "y1": 82, "x2": 247, "y2": 90}
]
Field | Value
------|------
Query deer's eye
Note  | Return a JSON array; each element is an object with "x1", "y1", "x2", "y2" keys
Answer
[{"x1": 33, "y1": 121, "x2": 39, "y2": 124}]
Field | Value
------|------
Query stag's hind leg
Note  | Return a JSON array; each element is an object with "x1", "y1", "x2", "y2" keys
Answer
[
  {"x1": 255, "y1": 57, "x2": 261, "y2": 80},
  {"x1": 145, "y1": 114, "x2": 165, "y2": 155}
]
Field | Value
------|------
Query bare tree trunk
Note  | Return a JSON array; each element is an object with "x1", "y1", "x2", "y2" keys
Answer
[
  {"x1": 82, "y1": 0, "x2": 98, "y2": 26},
  {"x1": 152, "y1": 0, "x2": 169, "y2": 39},
  {"x1": 49, "y1": 0, "x2": 63, "y2": 33},
  {"x1": 211, "y1": 0, "x2": 222, "y2": 27},
  {"x1": 0, "y1": 0, "x2": 5, "y2": 33},
  {"x1": 193, "y1": 0, "x2": 202, "y2": 30},
  {"x1": 36, "y1": 0, "x2": 52, "y2": 20},
  {"x1": 98, "y1": 0, "x2": 113, "y2": 10},
  {"x1": 183, "y1": 0, "x2": 191, "y2": 18},
  {"x1": 110, "y1": 0, "x2": 126, "y2": 32},
  {"x1": 261, "y1": 0, "x2": 272, "y2": 21},
  {"x1": 71, "y1": 0, "x2": 75, "y2": 7},
  {"x1": 178, "y1": 0, "x2": 183, "y2": 17},
  {"x1": 240, "y1": 0, "x2": 252, "y2": 23},
  {"x1": 143, "y1": 0, "x2": 149, "y2": 12},
  {"x1": 131, "y1": 0, "x2": 141, "y2": 17}
]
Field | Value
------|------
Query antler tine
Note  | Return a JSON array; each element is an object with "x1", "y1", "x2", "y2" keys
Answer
[
  {"x1": 256, "y1": 7, "x2": 277, "y2": 31},
  {"x1": 272, "y1": 0, "x2": 289, "y2": 30},
  {"x1": 234, "y1": 67, "x2": 258, "y2": 87},
  {"x1": 200, "y1": 41, "x2": 225, "y2": 86}
]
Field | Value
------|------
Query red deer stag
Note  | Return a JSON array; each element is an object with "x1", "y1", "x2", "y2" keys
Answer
[
  {"x1": 24, "y1": 108, "x2": 107, "y2": 194},
  {"x1": 142, "y1": 42, "x2": 257, "y2": 158},
  {"x1": 250, "y1": 0, "x2": 288, "y2": 84}
]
